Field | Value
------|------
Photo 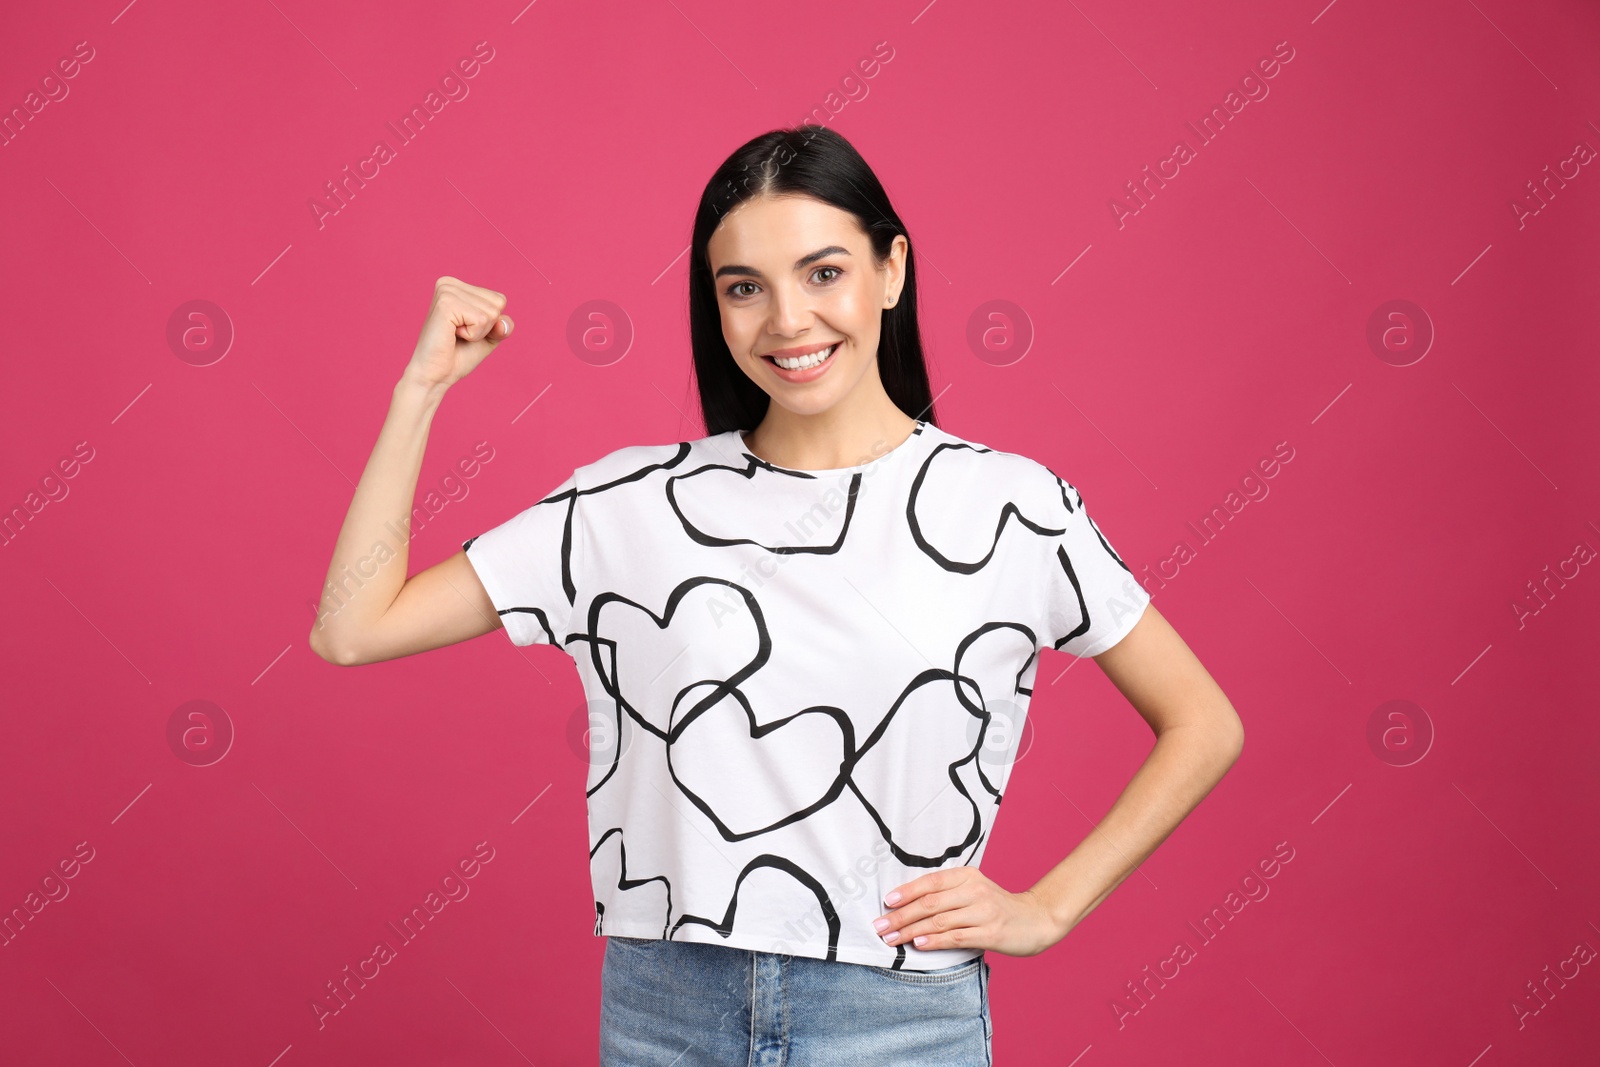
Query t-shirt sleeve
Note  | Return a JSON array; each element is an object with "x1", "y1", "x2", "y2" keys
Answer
[
  {"x1": 461, "y1": 469, "x2": 583, "y2": 648},
  {"x1": 1038, "y1": 477, "x2": 1151, "y2": 657}
]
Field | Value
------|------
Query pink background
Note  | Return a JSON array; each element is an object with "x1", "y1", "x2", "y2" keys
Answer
[{"x1": 3, "y1": 0, "x2": 1598, "y2": 1063}]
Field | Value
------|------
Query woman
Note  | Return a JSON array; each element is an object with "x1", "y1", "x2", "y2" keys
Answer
[{"x1": 310, "y1": 126, "x2": 1243, "y2": 1065}]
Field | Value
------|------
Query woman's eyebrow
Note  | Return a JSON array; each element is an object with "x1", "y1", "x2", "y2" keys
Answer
[{"x1": 714, "y1": 245, "x2": 851, "y2": 280}]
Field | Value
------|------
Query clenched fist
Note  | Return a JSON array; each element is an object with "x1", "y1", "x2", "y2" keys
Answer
[{"x1": 405, "y1": 276, "x2": 514, "y2": 389}]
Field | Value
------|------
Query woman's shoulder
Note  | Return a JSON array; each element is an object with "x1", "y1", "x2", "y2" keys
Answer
[
  {"x1": 922, "y1": 423, "x2": 1073, "y2": 492},
  {"x1": 573, "y1": 430, "x2": 727, "y2": 490}
]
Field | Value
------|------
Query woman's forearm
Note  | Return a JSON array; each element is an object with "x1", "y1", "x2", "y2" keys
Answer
[
  {"x1": 1024, "y1": 719, "x2": 1243, "y2": 938},
  {"x1": 308, "y1": 373, "x2": 448, "y2": 663}
]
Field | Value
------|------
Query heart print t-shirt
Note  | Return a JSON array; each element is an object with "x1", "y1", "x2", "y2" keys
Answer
[{"x1": 461, "y1": 419, "x2": 1151, "y2": 971}]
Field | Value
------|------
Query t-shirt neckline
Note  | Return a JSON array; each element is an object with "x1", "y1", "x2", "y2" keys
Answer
[{"x1": 718, "y1": 420, "x2": 930, "y2": 475}]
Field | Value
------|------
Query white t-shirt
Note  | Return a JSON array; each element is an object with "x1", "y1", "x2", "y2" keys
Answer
[{"x1": 462, "y1": 418, "x2": 1151, "y2": 971}]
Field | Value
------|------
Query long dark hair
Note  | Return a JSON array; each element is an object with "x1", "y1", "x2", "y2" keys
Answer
[{"x1": 688, "y1": 126, "x2": 939, "y2": 436}]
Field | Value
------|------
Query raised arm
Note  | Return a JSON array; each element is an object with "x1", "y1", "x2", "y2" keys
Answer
[{"x1": 308, "y1": 276, "x2": 515, "y2": 667}]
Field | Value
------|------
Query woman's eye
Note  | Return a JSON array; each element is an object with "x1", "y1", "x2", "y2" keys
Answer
[{"x1": 726, "y1": 268, "x2": 839, "y2": 299}]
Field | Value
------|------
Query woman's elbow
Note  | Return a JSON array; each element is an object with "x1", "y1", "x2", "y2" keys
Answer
[
  {"x1": 1217, "y1": 707, "x2": 1244, "y2": 764},
  {"x1": 309, "y1": 626, "x2": 364, "y2": 667}
]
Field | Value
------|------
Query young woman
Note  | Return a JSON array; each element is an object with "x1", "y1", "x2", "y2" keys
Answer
[{"x1": 310, "y1": 127, "x2": 1243, "y2": 1065}]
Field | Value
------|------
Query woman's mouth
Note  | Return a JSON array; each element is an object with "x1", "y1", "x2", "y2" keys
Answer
[{"x1": 761, "y1": 343, "x2": 840, "y2": 383}]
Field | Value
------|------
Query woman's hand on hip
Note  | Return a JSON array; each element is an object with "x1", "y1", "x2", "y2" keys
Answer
[{"x1": 872, "y1": 866, "x2": 1062, "y2": 958}]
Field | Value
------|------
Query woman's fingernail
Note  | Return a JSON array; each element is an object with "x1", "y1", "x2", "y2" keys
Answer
[
  {"x1": 884, "y1": 891, "x2": 901, "y2": 906},
  {"x1": 882, "y1": 931, "x2": 899, "y2": 944},
  {"x1": 913, "y1": 936, "x2": 927, "y2": 947},
  {"x1": 873, "y1": 918, "x2": 889, "y2": 932}
]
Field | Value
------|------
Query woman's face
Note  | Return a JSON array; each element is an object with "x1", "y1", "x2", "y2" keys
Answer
[{"x1": 707, "y1": 193, "x2": 906, "y2": 419}]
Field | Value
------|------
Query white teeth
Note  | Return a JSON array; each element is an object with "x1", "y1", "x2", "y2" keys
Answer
[{"x1": 772, "y1": 344, "x2": 837, "y2": 370}]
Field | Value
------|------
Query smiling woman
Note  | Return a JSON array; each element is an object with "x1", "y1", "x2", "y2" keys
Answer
[
  {"x1": 714, "y1": 220, "x2": 876, "y2": 403},
  {"x1": 308, "y1": 124, "x2": 1242, "y2": 1066},
  {"x1": 692, "y1": 135, "x2": 931, "y2": 472}
]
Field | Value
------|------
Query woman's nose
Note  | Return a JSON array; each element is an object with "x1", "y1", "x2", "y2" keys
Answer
[{"x1": 766, "y1": 285, "x2": 811, "y2": 334}]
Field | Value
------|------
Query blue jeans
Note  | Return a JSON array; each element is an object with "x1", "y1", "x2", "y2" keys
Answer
[{"x1": 600, "y1": 936, "x2": 993, "y2": 1066}]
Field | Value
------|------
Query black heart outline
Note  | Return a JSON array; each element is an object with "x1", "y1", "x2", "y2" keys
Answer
[
  {"x1": 671, "y1": 854, "x2": 844, "y2": 962},
  {"x1": 590, "y1": 827, "x2": 674, "y2": 940},
  {"x1": 579, "y1": 577, "x2": 771, "y2": 798},
  {"x1": 666, "y1": 455, "x2": 863, "y2": 554},
  {"x1": 849, "y1": 621, "x2": 1040, "y2": 867},
  {"x1": 667, "y1": 683, "x2": 856, "y2": 841},
  {"x1": 846, "y1": 667, "x2": 985, "y2": 868},
  {"x1": 471, "y1": 441, "x2": 698, "y2": 646},
  {"x1": 949, "y1": 620, "x2": 1041, "y2": 801},
  {"x1": 907, "y1": 441, "x2": 1071, "y2": 574}
]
